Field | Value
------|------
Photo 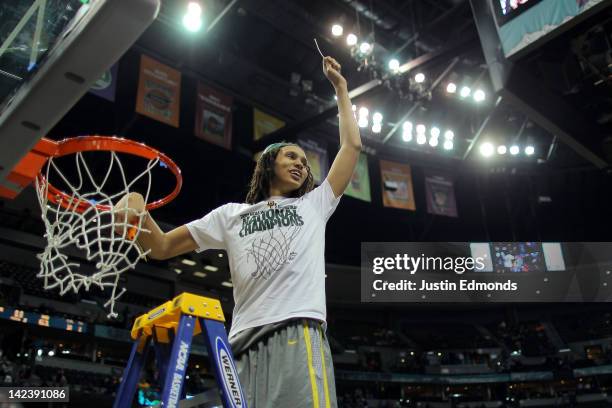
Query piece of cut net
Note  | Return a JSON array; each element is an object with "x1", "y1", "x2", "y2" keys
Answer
[{"x1": 35, "y1": 150, "x2": 158, "y2": 318}]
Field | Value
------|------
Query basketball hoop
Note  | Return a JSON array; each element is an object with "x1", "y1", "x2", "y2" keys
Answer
[{"x1": 32, "y1": 135, "x2": 182, "y2": 318}]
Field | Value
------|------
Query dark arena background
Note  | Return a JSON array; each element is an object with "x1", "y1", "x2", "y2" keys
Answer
[{"x1": 1, "y1": 0, "x2": 612, "y2": 407}]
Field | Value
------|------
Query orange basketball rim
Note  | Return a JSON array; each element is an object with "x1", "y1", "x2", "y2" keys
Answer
[{"x1": 0, "y1": 135, "x2": 182, "y2": 212}]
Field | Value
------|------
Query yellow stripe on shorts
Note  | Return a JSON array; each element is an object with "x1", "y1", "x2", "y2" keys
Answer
[
  {"x1": 303, "y1": 321, "x2": 319, "y2": 408},
  {"x1": 319, "y1": 326, "x2": 331, "y2": 408}
]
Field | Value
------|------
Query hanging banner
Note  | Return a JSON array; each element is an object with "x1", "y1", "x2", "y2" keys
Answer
[
  {"x1": 195, "y1": 82, "x2": 233, "y2": 150},
  {"x1": 345, "y1": 153, "x2": 371, "y2": 202},
  {"x1": 135, "y1": 54, "x2": 181, "y2": 127},
  {"x1": 253, "y1": 108, "x2": 285, "y2": 141},
  {"x1": 89, "y1": 62, "x2": 118, "y2": 102},
  {"x1": 297, "y1": 138, "x2": 329, "y2": 184},
  {"x1": 380, "y1": 160, "x2": 416, "y2": 211},
  {"x1": 425, "y1": 170, "x2": 458, "y2": 217}
]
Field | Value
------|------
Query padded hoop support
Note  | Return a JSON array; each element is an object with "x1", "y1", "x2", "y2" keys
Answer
[{"x1": 0, "y1": 138, "x2": 58, "y2": 199}]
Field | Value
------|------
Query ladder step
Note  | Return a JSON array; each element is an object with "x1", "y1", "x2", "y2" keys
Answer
[{"x1": 179, "y1": 389, "x2": 223, "y2": 408}]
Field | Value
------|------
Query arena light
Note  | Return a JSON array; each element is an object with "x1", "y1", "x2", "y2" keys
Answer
[
  {"x1": 460, "y1": 86, "x2": 471, "y2": 98},
  {"x1": 414, "y1": 73, "x2": 425, "y2": 83},
  {"x1": 446, "y1": 82, "x2": 457, "y2": 93},
  {"x1": 473, "y1": 89, "x2": 486, "y2": 103},
  {"x1": 182, "y1": 2, "x2": 203, "y2": 32},
  {"x1": 372, "y1": 112, "x2": 383, "y2": 123},
  {"x1": 444, "y1": 130, "x2": 454, "y2": 140},
  {"x1": 346, "y1": 33, "x2": 358, "y2": 46},
  {"x1": 358, "y1": 106, "x2": 369, "y2": 117},
  {"x1": 417, "y1": 133, "x2": 427, "y2": 145},
  {"x1": 187, "y1": 1, "x2": 202, "y2": 15},
  {"x1": 204, "y1": 265, "x2": 218, "y2": 272},
  {"x1": 358, "y1": 117, "x2": 368, "y2": 128},
  {"x1": 443, "y1": 140, "x2": 454, "y2": 150},
  {"x1": 497, "y1": 145, "x2": 507, "y2": 155},
  {"x1": 429, "y1": 137, "x2": 439, "y2": 147},
  {"x1": 388, "y1": 58, "x2": 400, "y2": 72},
  {"x1": 525, "y1": 145, "x2": 535, "y2": 156},
  {"x1": 359, "y1": 42, "x2": 371, "y2": 54},
  {"x1": 479, "y1": 142, "x2": 494, "y2": 157},
  {"x1": 372, "y1": 123, "x2": 382, "y2": 133},
  {"x1": 430, "y1": 127, "x2": 440, "y2": 138},
  {"x1": 416, "y1": 124, "x2": 426, "y2": 134},
  {"x1": 402, "y1": 121, "x2": 413, "y2": 142},
  {"x1": 331, "y1": 24, "x2": 343, "y2": 37},
  {"x1": 509, "y1": 145, "x2": 520, "y2": 155}
]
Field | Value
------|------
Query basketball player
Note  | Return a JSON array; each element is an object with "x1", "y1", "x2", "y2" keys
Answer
[{"x1": 116, "y1": 55, "x2": 360, "y2": 407}]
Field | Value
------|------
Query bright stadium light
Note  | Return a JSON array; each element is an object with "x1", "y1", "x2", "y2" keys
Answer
[
  {"x1": 460, "y1": 86, "x2": 471, "y2": 98},
  {"x1": 183, "y1": 2, "x2": 203, "y2": 32},
  {"x1": 372, "y1": 123, "x2": 382, "y2": 133},
  {"x1": 444, "y1": 130, "x2": 454, "y2": 140},
  {"x1": 372, "y1": 112, "x2": 383, "y2": 123},
  {"x1": 358, "y1": 107, "x2": 369, "y2": 117},
  {"x1": 446, "y1": 82, "x2": 457, "y2": 93},
  {"x1": 403, "y1": 121, "x2": 412, "y2": 131},
  {"x1": 359, "y1": 42, "x2": 371, "y2": 53},
  {"x1": 414, "y1": 73, "x2": 425, "y2": 83},
  {"x1": 510, "y1": 145, "x2": 520, "y2": 155},
  {"x1": 402, "y1": 129, "x2": 413, "y2": 142},
  {"x1": 416, "y1": 124, "x2": 426, "y2": 134},
  {"x1": 417, "y1": 133, "x2": 427, "y2": 145},
  {"x1": 480, "y1": 142, "x2": 494, "y2": 157},
  {"x1": 443, "y1": 140, "x2": 454, "y2": 150},
  {"x1": 388, "y1": 58, "x2": 400, "y2": 72},
  {"x1": 497, "y1": 145, "x2": 507, "y2": 155},
  {"x1": 331, "y1": 24, "x2": 343, "y2": 37},
  {"x1": 525, "y1": 145, "x2": 535, "y2": 156},
  {"x1": 429, "y1": 137, "x2": 439, "y2": 147},
  {"x1": 346, "y1": 33, "x2": 358, "y2": 46},
  {"x1": 183, "y1": 14, "x2": 203, "y2": 32},
  {"x1": 358, "y1": 117, "x2": 368, "y2": 128},
  {"x1": 430, "y1": 127, "x2": 440, "y2": 138},
  {"x1": 473, "y1": 89, "x2": 486, "y2": 102},
  {"x1": 187, "y1": 1, "x2": 201, "y2": 14}
]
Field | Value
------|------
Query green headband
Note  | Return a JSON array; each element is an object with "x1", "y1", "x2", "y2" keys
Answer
[{"x1": 263, "y1": 142, "x2": 294, "y2": 155}]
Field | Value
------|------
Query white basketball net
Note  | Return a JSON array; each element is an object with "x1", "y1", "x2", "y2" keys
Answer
[{"x1": 35, "y1": 151, "x2": 159, "y2": 318}]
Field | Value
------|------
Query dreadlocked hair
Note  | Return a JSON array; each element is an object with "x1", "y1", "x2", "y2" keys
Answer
[{"x1": 245, "y1": 143, "x2": 315, "y2": 204}]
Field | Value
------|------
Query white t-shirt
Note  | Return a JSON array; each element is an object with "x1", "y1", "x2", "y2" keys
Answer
[{"x1": 186, "y1": 179, "x2": 341, "y2": 340}]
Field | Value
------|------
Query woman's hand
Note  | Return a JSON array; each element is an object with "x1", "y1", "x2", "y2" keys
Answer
[
  {"x1": 114, "y1": 192, "x2": 145, "y2": 237},
  {"x1": 322, "y1": 56, "x2": 347, "y2": 90}
]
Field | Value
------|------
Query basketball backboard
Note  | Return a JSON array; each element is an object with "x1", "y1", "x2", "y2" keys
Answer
[{"x1": 0, "y1": 0, "x2": 161, "y2": 199}]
